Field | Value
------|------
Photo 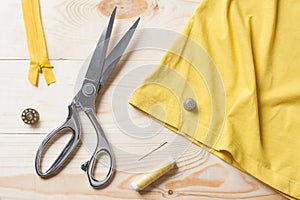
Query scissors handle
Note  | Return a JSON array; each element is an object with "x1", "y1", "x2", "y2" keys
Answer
[
  {"x1": 83, "y1": 109, "x2": 114, "y2": 188},
  {"x1": 35, "y1": 103, "x2": 80, "y2": 177}
]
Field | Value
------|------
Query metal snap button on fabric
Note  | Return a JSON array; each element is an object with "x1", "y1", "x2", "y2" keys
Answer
[
  {"x1": 183, "y1": 98, "x2": 196, "y2": 111},
  {"x1": 21, "y1": 108, "x2": 40, "y2": 125}
]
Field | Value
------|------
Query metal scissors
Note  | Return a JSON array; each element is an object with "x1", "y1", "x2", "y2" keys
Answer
[{"x1": 35, "y1": 7, "x2": 140, "y2": 188}]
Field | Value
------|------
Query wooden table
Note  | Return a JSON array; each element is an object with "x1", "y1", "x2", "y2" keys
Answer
[{"x1": 0, "y1": 1, "x2": 286, "y2": 199}]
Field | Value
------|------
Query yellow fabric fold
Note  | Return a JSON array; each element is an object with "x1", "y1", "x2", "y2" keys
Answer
[
  {"x1": 22, "y1": 0, "x2": 56, "y2": 86},
  {"x1": 129, "y1": 0, "x2": 300, "y2": 199}
]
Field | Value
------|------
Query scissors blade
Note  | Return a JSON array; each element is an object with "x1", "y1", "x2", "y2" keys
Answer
[
  {"x1": 84, "y1": 7, "x2": 116, "y2": 83},
  {"x1": 99, "y1": 17, "x2": 140, "y2": 87}
]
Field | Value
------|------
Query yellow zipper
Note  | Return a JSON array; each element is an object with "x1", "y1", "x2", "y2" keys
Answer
[{"x1": 22, "y1": 0, "x2": 56, "y2": 86}]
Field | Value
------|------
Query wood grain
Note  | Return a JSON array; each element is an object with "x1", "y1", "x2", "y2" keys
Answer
[
  {"x1": 0, "y1": 134, "x2": 284, "y2": 200},
  {"x1": 0, "y1": 0, "x2": 287, "y2": 199}
]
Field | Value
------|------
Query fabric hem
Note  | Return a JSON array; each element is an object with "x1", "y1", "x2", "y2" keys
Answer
[{"x1": 129, "y1": 91, "x2": 300, "y2": 200}]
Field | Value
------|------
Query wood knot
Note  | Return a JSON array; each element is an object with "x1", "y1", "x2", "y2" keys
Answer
[
  {"x1": 98, "y1": 0, "x2": 154, "y2": 19},
  {"x1": 168, "y1": 189, "x2": 174, "y2": 195}
]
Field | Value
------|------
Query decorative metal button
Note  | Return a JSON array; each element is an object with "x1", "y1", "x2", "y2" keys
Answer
[
  {"x1": 183, "y1": 98, "x2": 196, "y2": 111},
  {"x1": 21, "y1": 108, "x2": 40, "y2": 125}
]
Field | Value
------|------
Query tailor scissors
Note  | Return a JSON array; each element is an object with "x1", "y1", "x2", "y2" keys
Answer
[{"x1": 35, "y1": 8, "x2": 140, "y2": 188}]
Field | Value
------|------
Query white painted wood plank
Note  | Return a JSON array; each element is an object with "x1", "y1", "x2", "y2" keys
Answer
[
  {"x1": 0, "y1": 59, "x2": 159, "y2": 134},
  {"x1": 0, "y1": 0, "x2": 200, "y2": 60},
  {"x1": 0, "y1": 0, "x2": 288, "y2": 199},
  {"x1": 0, "y1": 134, "x2": 283, "y2": 200}
]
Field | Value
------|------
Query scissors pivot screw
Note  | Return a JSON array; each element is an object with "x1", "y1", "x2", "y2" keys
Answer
[{"x1": 82, "y1": 83, "x2": 95, "y2": 96}]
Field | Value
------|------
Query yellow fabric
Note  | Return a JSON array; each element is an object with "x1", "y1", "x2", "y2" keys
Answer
[
  {"x1": 129, "y1": 0, "x2": 300, "y2": 199},
  {"x1": 22, "y1": 0, "x2": 56, "y2": 86}
]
